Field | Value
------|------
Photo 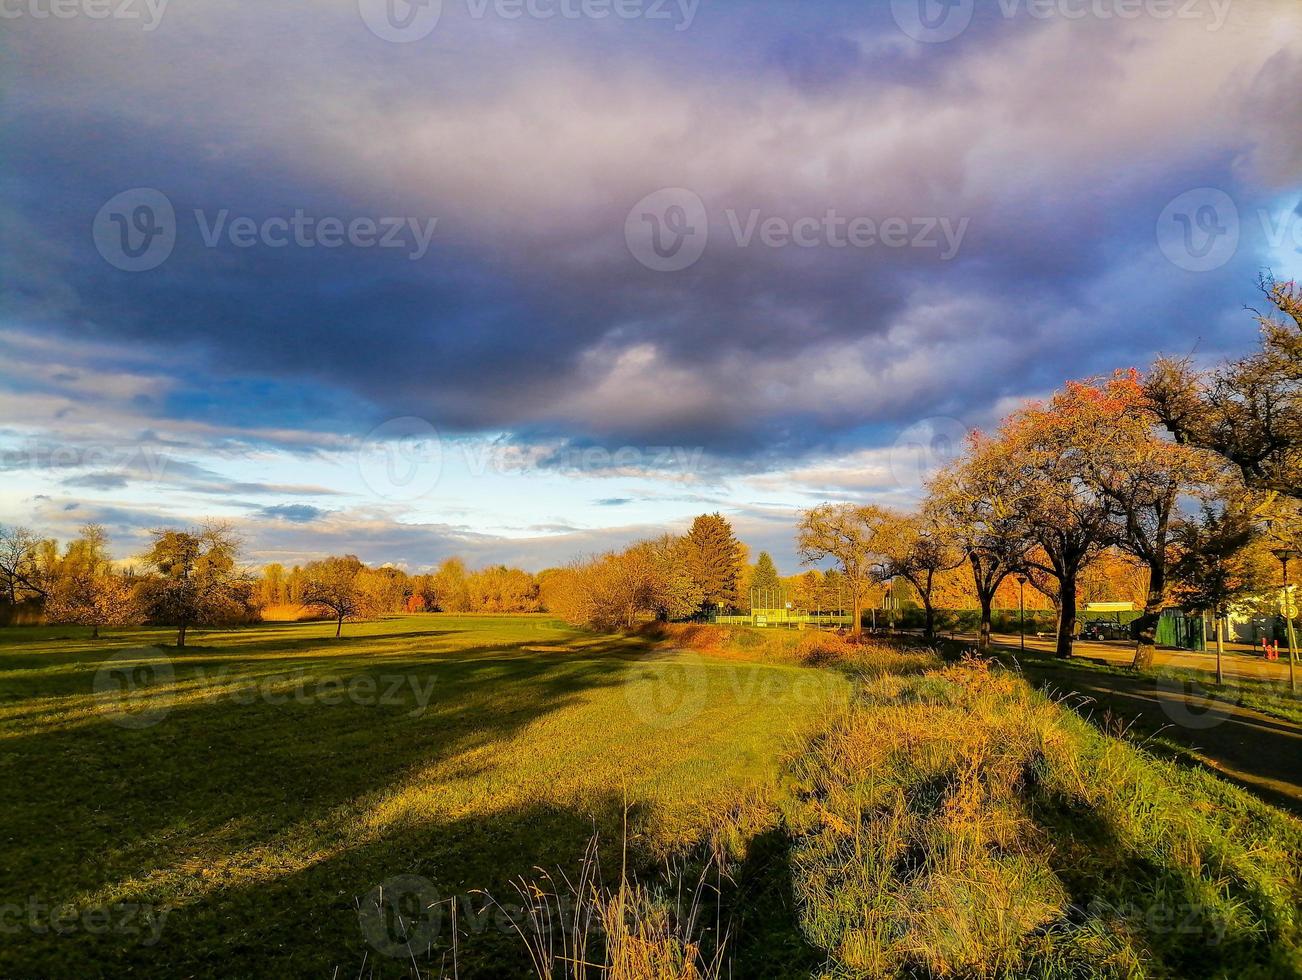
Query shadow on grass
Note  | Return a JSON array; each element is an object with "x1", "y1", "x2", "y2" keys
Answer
[{"x1": 0, "y1": 638, "x2": 659, "y2": 977}]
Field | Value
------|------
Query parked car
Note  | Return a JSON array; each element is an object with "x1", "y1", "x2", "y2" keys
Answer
[{"x1": 1080, "y1": 621, "x2": 1130, "y2": 641}]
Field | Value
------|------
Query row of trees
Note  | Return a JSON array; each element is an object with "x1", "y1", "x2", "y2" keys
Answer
[
  {"x1": 0, "y1": 522, "x2": 548, "y2": 643},
  {"x1": 541, "y1": 514, "x2": 745, "y2": 631},
  {"x1": 796, "y1": 276, "x2": 1302, "y2": 663}
]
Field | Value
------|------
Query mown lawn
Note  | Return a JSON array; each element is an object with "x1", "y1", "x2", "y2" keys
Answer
[{"x1": 0, "y1": 615, "x2": 848, "y2": 978}]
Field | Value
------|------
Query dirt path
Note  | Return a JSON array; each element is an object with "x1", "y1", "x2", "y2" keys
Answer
[{"x1": 1011, "y1": 655, "x2": 1302, "y2": 815}]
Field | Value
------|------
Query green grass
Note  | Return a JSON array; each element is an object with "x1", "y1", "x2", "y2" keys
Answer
[
  {"x1": 989, "y1": 643, "x2": 1302, "y2": 725},
  {"x1": 783, "y1": 659, "x2": 1302, "y2": 979},
  {"x1": 0, "y1": 614, "x2": 849, "y2": 978}
]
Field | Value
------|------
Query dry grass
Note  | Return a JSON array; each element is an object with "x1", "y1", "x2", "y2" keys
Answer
[
  {"x1": 639, "y1": 622, "x2": 941, "y2": 677},
  {"x1": 488, "y1": 835, "x2": 728, "y2": 980},
  {"x1": 783, "y1": 657, "x2": 1302, "y2": 978}
]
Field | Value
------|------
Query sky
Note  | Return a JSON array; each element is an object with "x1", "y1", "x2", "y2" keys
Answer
[{"x1": 2, "y1": 0, "x2": 1300, "y2": 573}]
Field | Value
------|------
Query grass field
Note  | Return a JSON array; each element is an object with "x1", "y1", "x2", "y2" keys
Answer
[{"x1": 0, "y1": 614, "x2": 850, "y2": 978}]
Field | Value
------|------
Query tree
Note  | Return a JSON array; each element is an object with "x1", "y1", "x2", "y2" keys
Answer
[
  {"x1": 979, "y1": 391, "x2": 1117, "y2": 657},
  {"x1": 1050, "y1": 371, "x2": 1212, "y2": 669},
  {"x1": 929, "y1": 446, "x2": 1026, "y2": 651},
  {"x1": 1146, "y1": 276, "x2": 1301, "y2": 500},
  {"x1": 432, "y1": 557, "x2": 472, "y2": 612},
  {"x1": 43, "y1": 524, "x2": 140, "y2": 638},
  {"x1": 301, "y1": 555, "x2": 373, "y2": 637},
  {"x1": 139, "y1": 523, "x2": 248, "y2": 647},
  {"x1": 548, "y1": 536, "x2": 703, "y2": 631},
  {"x1": 873, "y1": 508, "x2": 964, "y2": 643},
  {"x1": 796, "y1": 504, "x2": 888, "y2": 635},
  {"x1": 750, "y1": 552, "x2": 781, "y2": 606},
  {"x1": 1169, "y1": 504, "x2": 1265, "y2": 684},
  {"x1": 0, "y1": 525, "x2": 53, "y2": 605},
  {"x1": 683, "y1": 513, "x2": 741, "y2": 614}
]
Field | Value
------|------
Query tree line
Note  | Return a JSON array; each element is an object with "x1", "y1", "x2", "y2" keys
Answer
[
  {"x1": 796, "y1": 276, "x2": 1301, "y2": 665},
  {"x1": 3, "y1": 278, "x2": 1297, "y2": 659}
]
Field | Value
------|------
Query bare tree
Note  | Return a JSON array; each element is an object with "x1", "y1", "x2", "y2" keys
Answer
[
  {"x1": 873, "y1": 508, "x2": 964, "y2": 643},
  {"x1": 796, "y1": 503, "x2": 889, "y2": 635},
  {"x1": 929, "y1": 452, "x2": 1027, "y2": 651}
]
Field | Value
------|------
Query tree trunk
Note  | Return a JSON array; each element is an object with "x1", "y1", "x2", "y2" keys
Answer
[
  {"x1": 1214, "y1": 612, "x2": 1224, "y2": 686},
  {"x1": 1056, "y1": 575, "x2": 1077, "y2": 659},
  {"x1": 176, "y1": 623, "x2": 187, "y2": 648},
  {"x1": 336, "y1": 614, "x2": 344, "y2": 638},
  {"x1": 91, "y1": 624, "x2": 99, "y2": 640},
  {"x1": 1130, "y1": 562, "x2": 1164, "y2": 671},
  {"x1": 851, "y1": 592, "x2": 862, "y2": 635},
  {"x1": 978, "y1": 591, "x2": 993, "y2": 652},
  {"x1": 923, "y1": 600, "x2": 935, "y2": 643}
]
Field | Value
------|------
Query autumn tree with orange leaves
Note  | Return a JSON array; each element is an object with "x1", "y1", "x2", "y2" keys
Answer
[
  {"x1": 970, "y1": 390, "x2": 1116, "y2": 658},
  {"x1": 1054, "y1": 371, "x2": 1213, "y2": 669}
]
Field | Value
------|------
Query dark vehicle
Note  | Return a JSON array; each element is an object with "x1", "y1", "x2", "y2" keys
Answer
[{"x1": 1081, "y1": 621, "x2": 1130, "y2": 641}]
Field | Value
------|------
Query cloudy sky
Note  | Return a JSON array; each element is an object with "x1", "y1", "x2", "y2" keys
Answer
[{"x1": 2, "y1": 0, "x2": 1300, "y2": 571}]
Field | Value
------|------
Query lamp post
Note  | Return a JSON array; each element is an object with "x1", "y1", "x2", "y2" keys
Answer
[
  {"x1": 1016, "y1": 574, "x2": 1027, "y2": 654},
  {"x1": 1264, "y1": 517, "x2": 1299, "y2": 696},
  {"x1": 1270, "y1": 545, "x2": 1298, "y2": 696}
]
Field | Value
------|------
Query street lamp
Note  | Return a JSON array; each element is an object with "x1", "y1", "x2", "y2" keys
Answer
[
  {"x1": 1269, "y1": 544, "x2": 1298, "y2": 696},
  {"x1": 1265, "y1": 517, "x2": 1299, "y2": 696},
  {"x1": 1016, "y1": 574, "x2": 1027, "y2": 653}
]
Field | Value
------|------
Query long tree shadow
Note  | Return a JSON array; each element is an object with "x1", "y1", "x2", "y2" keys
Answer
[
  {"x1": 0, "y1": 640, "x2": 649, "y2": 971},
  {"x1": 8, "y1": 789, "x2": 760, "y2": 979}
]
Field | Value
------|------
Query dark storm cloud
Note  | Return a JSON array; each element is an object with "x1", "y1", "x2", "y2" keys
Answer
[{"x1": 1, "y1": 0, "x2": 1299, "y2": 468}]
